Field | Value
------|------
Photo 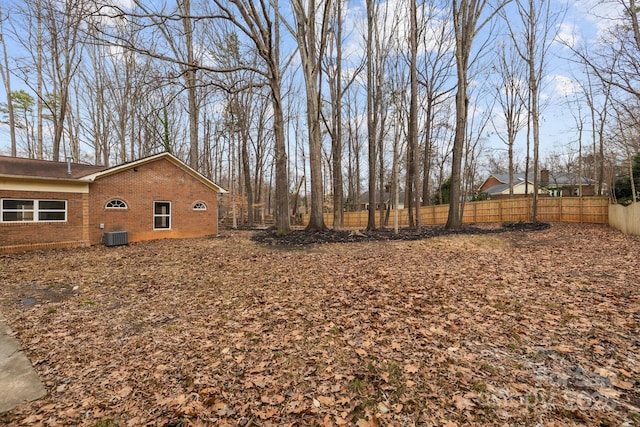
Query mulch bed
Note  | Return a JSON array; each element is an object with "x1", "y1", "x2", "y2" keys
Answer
[{"x1": 251, "y1": 222, "x2": 551, "y2": 246}]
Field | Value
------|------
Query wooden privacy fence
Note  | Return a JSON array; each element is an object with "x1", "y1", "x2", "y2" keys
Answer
[
  {"x1": 302, "y1": 197, "x2": 610, "y2": 228},
  {"x1": 609, "y1": 202, "x2": 640, "y2": 235}
]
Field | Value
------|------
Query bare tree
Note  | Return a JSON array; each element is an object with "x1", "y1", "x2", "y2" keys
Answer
[
  {"x1": 0, "y1": 11, "x2": 16, "y2": 156},
  {"x1": 122, "y1": 0, "x2": 200, "y2": 168},
  {"x1": 418, "y1": 3, "x2": 456, "y2": 207},
  {"x1": 11, "y1": 0, "x2": 47, "y2": 158},
  {"x1": 573, "y1": 1, "x2": 640, "y2": 100},
  {"x1": 321, "y1": 0, "x2": 363, "y2": 229},
  {"x1": 344, "y1": 85, "x2": 364, "y2": 212},
  {"x1": 491, "y1": 38, "x2": 527, "y2": 197},
  {"x1": 387, "y1": 53, "x2": 408, "y2": 231},
  {"x1": 506, "y1": 0, "x2": 564, "y2": 221},
  {"x1": 406, "y1": 0, "x2": 419, "y2": 227},
  {"x1": 181, "y1": 0, "x2": 199, "y2": 169},
  {"x1": 447, "y1": 0, "x2": 509, "y2": 230},
  {"x1": 285, "y1": 0, "x2": 332, "y2": 231},
  {"x1": 580, "y1": 63, "x2": 612, "y2": 196},
  {"x1": 212, "y1": 0, "x2": 291, "y2": 235},
  {"x1": 610, "y1": 99, "x2": 640, "y2": 203},
  {"x1": 323, "y1": 0, "x2": 345, "y2": 228},
  {"x1": 365, "y1": 0, "x2": 397, "y2": 230},
  {"x1": 366, "y1": 0, "x2": 378, "y2": 230},
  {"x1": 11, "y1": 0, "x2": 89, "y2": 161}
]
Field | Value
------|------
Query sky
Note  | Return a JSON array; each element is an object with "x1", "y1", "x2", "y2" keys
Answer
[{"x1": 0, "y1": 0, "x2": 627, "y2": 170}]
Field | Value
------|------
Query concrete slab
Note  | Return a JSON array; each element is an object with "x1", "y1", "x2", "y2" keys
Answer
[{"x1": 0, "y1": 313, "x2": 46, "y2": 413}]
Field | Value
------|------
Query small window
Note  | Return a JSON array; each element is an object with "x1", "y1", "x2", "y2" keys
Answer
[
  {"x1": 154, "y1": 201, "x2": 171, "y2": 229},
  {"x1": 192, "y1": 201, "x2": 207, "y2": 211},
  {"x1": 38, "y1": 200, "x2": 66, "y2": 221},
  {"x1": 1, "y1": 199, "x2": 66, "y2": 222},
  {"x1": 105, "y1": 199, "x2": 128, "y2": 209}
]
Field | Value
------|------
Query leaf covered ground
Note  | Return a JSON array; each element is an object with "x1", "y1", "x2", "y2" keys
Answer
[{"x1": 0, "y1": 223, "x2": 638, "y2": 426}]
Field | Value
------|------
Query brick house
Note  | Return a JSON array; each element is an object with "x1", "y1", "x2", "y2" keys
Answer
[
  {"x1": 0, "y1": 152, "x2": 226, "y2": 253},
  {"x1": 541, "y1": 169, "x2": 596, "y2": 197},
  {"x1": 477, "y1": 172, "x2": 542, "y2": 199},
  {"x1": 478, "y1": 170, "x2": 596, "y2": 199}
]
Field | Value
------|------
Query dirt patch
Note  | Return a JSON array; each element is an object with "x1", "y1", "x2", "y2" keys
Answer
[{"x1": 15, "y1": 284, "x2": 79, "y2": 307}]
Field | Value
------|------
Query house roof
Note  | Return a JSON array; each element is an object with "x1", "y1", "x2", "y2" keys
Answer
[
  {"x1": 547, "y1": 172, "x2": 593, "y2": 186},
  {"x1": 483, "y1": 180, "x2": 537, "y2": 195},
  {"x1": 0, "y1": 152, "x2": 227, "y2": 193},
  {"x1": 0, "y1": 155, "x2": 108, "y2": 180},
  {"x1": 480, "y1": 173, "x2": 534, "y2": 195},
  {"x1": 484, "y1": 183, "x2": 510, "y2": 195},
  {"x1": 487, "y1": 172, "x2": 534, "y2": 186}
]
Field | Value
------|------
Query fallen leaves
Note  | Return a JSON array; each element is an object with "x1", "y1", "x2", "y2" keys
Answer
[{"x1": 0, "y1": 223, "x2": 638, "y2": 426}]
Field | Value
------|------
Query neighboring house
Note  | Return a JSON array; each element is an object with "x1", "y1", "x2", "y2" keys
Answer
[
  {"x1": 478, "y1": 170, "x2": 597, "y2": 199},
  {"x1": 0, "y1": 152, "x2": 226, "y2": 253},
  {"x1": 542, "y1": 170, "x2": 596, "y2": 197},
  {"x1": 478, "y1": 172, "x2": 543, "y2": 199}
]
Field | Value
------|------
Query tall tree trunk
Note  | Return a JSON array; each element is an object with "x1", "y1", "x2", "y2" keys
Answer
[
  {"x1": 331, "y1": 0, "x2": 344, "y2": 229},
  {"x1": 182, "y1": 0, "x2": 199, "y2": 170},
  {"x1": 0, "y1": 24, "x2": 16, "y2": 156},
  {"x1": 213, "y1": 0, "x2": 291, "y2": 234},
  {"x1": 239, "y1": 97, "x2": 255, "y2": 226},
  {"x1": 291, "y1": 0, "x2": 331, "y2": 232},
  {"x1": 36, "y1": 1, "x2": 43, "y2": 159},
  {"x1": 391, "y1": 110, "x2": 402, "y2": 233},
  {"x1": 408, "y1": 0, "x2": 419, "y2": 227},
  {"x1": 303, "y1": 73, "x2": 326, "y2": 230},
  {"x1": 447, "y1": 0, "x2": 506, "y2": 229},
  {"x1": 271, "y1": 9, "x2": 291, "y2": 235},
  {"x1": 447, "y1": 76, "x2": 467, "y2": 229},
  {"x1": 52, "y1": 86, "x2": 69, "y2": 161},
  {"x1": 422, "y1": 104, "x2": 433, "y2": 206},
  {"x1": 366, "y1": 0, "x2": 377, "y2": 230},
  {"x1": 528, "y1": 0, "x2": 540, "y2": 222},
  {"x1": 447, "y1": 0, "x2": 474, "y2": 230},
  {"x1": 378, "y1": 108, "x2": 386, "y2": 228}
]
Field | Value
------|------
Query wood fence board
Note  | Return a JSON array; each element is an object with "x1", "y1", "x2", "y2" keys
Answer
[{"x1": 302, "y1": 197, "x2": 609, "y2": 228}]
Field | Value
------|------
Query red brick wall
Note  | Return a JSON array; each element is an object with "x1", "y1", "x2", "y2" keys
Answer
[
  {"x1": 88, "y1": 158, "x2": 219, "y2": 245},
  {"x1": 0, "y1": 190, "x2": 87, "y2": 252}
]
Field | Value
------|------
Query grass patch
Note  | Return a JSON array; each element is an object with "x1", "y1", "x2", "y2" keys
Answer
[
  {"x1": 472, "y1": 381, "x2": 487, "y2": 393},
  {"x1": 348, "y1": 378, "x2": 366, "y2": 394},
  {"x1": 480, "y1": 363, "x2": 498, "y2": 375}
]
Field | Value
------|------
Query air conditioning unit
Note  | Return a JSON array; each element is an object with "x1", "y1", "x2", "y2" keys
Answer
[{"x1": 104, "y1": 231, "x2": 128, "y2": 247}]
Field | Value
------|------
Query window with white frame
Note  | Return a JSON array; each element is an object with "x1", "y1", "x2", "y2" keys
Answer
[
  {"x1": 105, "y1": 199, "x2": 128, "y2": 209},
  {"x1": 1, "y1": 199, "x2": 67, "y2": 222},
  {"x1": 192, "y1": 201, "x2": 207, "y2": 210},
  {"x1": 154, "y1": 201, "x2": 171, "y2": 229}
]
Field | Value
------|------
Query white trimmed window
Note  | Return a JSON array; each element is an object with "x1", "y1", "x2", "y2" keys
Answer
[
  {"x1": 105, "y1": 199, "x2": 128, "y2": 209},
  {"x1": 192, "y1": 201, "x2": 207, "y2": 211},
  {"x1": 1, "y1": 199, "x2": 67, "y2": 222},
  {"x1": 154, "y1": 201, "x2": 171, "y2": 229}
]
